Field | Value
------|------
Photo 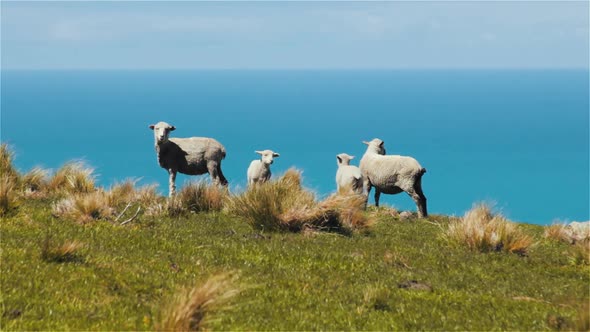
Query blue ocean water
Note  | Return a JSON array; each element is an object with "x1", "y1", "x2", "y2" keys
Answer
[{"x1": 1, "y1": 70, "x2": 588, "y2": 224}]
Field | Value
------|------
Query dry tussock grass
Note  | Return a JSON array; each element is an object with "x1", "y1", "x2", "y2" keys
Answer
[
  {"x1": 107, "y1": 179, "x2": 138, "y2": 206},
  {"x1": 0, "y1": 144, "x2": 19, "y2": 180},
  {"x1": 135, "y1": 184, "x2": 160, "y2": 205},
  {"x1": 48, "y1": 161, "x2": 95, "y2": 194},
  {"x1": 228, "y1": 168, "x2": 316, "y2": 231},
  {"x1": 41, "y1": 238, "x2": 84, "y2": 263},
  {"x1": 165, "y1": 182, "x2": 228, "y2": 217},
  {"x1": 52, "y1": 180, "x2": 164, "y2": 223},
  {"x1": 544, "y1": 223, "x2": 571, "y2": 243},
  {"x1": 229, "y1": 169, "x2": 371, "y2": 233},
  {"x1": 445, "y1": 203, "x2": 534, "y2": 255},
  {"x1": 0, "y1": 174, "x2": 18, "y2": 216},
  {"x1": 544, "y1": 223, "x2": 589, "y2": 265},
  {"x1": 0, "y1": 145, "x2": 20, "y2": 215},
  {"x1": 52, "y1": 190, "x2": 114, "y2": 224},
  {"x1": 158, "y1": 273, "x2": 240, "y2": 331},
  {"x1": 21, "y1": 167, "x2": 49, "y2": 197},
  {"x1": 179, "y1": 181, "x2": 227, "y2": 212},
  {"x1": 313, "y1": 194, "x2": 372, "y2": 232}
]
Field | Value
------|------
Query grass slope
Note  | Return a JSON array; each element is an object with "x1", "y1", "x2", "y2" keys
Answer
[{"x1": 1, "y1": 199, "x2": 588, "y2": 331}]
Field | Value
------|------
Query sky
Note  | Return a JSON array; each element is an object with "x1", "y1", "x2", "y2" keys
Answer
[{"x1": 1, "y1": 1, "x2": 589, "y2": 69}]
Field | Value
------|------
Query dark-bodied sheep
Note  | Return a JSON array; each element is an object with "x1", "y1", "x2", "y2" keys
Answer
[
  {"x1": 359, "y1": 138, "x2": 427, "y2": 217},
  {"x1": 149, "y1": 121, "x2": 228, "y2": 196}
]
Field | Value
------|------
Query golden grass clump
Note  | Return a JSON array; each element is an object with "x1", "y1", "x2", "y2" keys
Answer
[
  {"x1": 21, "y1": 167, "x2": 49, "y2": 197},
  {"x1": 229, "y1": 168, "x2": 370, "y2": 233},
  {"x1": 107, "y1": 179, "x2": 138, "y2": 206},
  {"x1": 51, "y1": 179, "x2": 163, "y2": 223},
  {"x1": 0, "y1": 174, "x2": 18, "y2": 216},
  {"x1": 48, "y1": 161, "x2": 95, "y2": 194},
  {"x1": 41, "y1": 238, "x2": 83, "y2": 263},
  {"x1": 313, "y1": 194, "x2": 372, "y2": 232},
  {"x1": 52, "y1": 191, "x2": 113, "y2": 224},
  {"x1": 0, "y1": 143, "x2": 19, "y2": 180},
  {"x1": 179, "y1": 181, "x2": 228, "y2": 213},
  {"x1": 158, "y1": 273, "x2": 240, "y2": 331},
  {"x1": 135, "y1": 183, "x2": 160, "y2": 205},
  {"x1": 445, "y1": 203, "x2": 534, "y2": 255},
  {"x1": 107, "y1": 180, "x2": 161, "y2": 208},
  {"x1": 0, "y1": 145, "x2": 20, "y2": 215},
  {"x1": 544, "y1": 222, "x2": 590, "y2": 246},
  {"x1": 228, "y1": 168, "x2": 317, "y2": 231},
  {"x1": 544, "y1": 223, "x2": 571, "y2": 243},
  {"x1": 165, "y1": 181, "x2": 228, "y2": 217}
]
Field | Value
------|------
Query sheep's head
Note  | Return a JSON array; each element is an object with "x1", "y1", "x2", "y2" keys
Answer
[
  {"x1": 336, "y1": 153, "x2": 354, "y2": 166},
  {"x1": 256, "y1": 150, "x2": 280, "y2": 165},
  {"x1": 362, "y1": 138, "x2": 386, "y2": 155},
  {"x1": 149, "y1": 122, "x2": 176, "y2": 145}
]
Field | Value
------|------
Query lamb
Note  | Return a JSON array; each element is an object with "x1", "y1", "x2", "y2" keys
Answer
[
  {"x1": 359, "y1": 138, "x2": 428, "y2": 218},
  {"x1": 335, "y1": 153, "x2": 363, "y2": 195},
  {"x1": 149, "y1": 121, "x2": 228, "y2": 197},
  {"x1": 247, "y1": 150, "x2": 280, "y2": 186}
]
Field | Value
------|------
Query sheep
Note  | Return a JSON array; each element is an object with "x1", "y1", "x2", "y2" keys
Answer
[
  {"x1": 149, "y1": 121, "x2": 228, "y2": 197},
  {"x1": 335, "y1": 153, "x2": 363, "y2": 195},
  {"x1": 565, "y1": 221, "x2": 590, "y2": 243},
  {"x1": 359, "y1": 138, "x2": 428, "y2": 218},
  {"x1": 247, "y1": 150, "x2": 280, "y2": 186}
]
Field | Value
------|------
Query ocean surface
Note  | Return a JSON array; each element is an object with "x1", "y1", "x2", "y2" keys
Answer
[{"x1": 1, "y1": 70, "x2": 588, "y2": 224}]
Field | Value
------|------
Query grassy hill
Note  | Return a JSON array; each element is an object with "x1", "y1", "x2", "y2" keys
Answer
[{"x1": 1, "y1": 145, "x2": 588, "y2": 331}]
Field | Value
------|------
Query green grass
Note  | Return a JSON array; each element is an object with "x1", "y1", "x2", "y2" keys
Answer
[
  {"x1": 1, "y1": 198, "x2": 588, "y2": 330},
  {"x1": 0, "y1": 146, "x2": 588, "y2": 330}
]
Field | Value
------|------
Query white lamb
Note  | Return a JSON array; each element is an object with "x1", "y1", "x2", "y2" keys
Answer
[
  {"x1": 335, "y1": 153, "x2": 363, "y2": 195},
  {"x1": 359, "y1": 138, "x2": 428, "y2": 217},
  {"x1": 149, "y1": 121, "x2": 228, "y2": 197},
  {"x1": 247, "y1": 150, "x2": 280, "y2": 186}
]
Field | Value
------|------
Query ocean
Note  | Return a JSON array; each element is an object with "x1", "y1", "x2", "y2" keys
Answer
[{"x1": 1, "y1": 69, "x2": 588, "y2": 224}]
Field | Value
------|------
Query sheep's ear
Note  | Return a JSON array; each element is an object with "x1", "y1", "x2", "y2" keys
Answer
[
  {"x1": 273, "y1": 153, "x2": 280, "y2": 158},
  {"x1": 255, "y1": 151, "x2": 263, "y2": 155},
  {"x1": 337, "y1": 156, "x2": 342, "y2": 163},
  {"x1": 169, "y1": 126, "x2": 176, "y2": 131},
  {"x1": 362, "y1": 141, "x2": 369, "y2": 145},
  {"x1": 350, "y1": 155, "x2": 355, "y2": 160},
  {"x1": 379, "y1": 141, "x2": 384, "y2": 147},
  {"x1": 149, "y1": 124, "x2": 155, "y2": 130}
]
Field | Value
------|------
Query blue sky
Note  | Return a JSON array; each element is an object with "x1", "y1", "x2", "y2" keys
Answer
[{"x1": 1, "y1": 1, "x2": 588, "y2": 69}]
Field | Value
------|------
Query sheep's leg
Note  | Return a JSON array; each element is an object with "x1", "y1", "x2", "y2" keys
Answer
[
  {"x1": 374, "y1": 189, "x2": 381, "y2": 207},
  {"x1": 207, "y1": 161, "x2": 221, "y2": 186},
  {"x1": 168, "y1": 169, "x2": 177, "y2": 197},
  {"x1": 362, "y1": 177, "x2": 372, "y2": 196},
  {"x1": 362, "y1": 178, "x2": 372, "y2": 208},
  {"x1": 414, "y1": 183, "x2": 428, "y2": 218},
  {"x1": 406, "y1": 188, "x2": 426, "y2": 218},
  {"x1": 216, "y1": 163, "x2": 228, "y2": 186}
]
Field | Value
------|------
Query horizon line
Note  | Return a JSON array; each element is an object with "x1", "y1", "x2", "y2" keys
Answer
[{"x1": 2, "y1": 67, "x2": 589, "y2": 71}]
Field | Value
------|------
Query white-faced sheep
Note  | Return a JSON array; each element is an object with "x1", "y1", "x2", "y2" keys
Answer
[
  {"x1": 149, "y1": 121, "x2": 228, "y2": 197},
  {"x1": 247, "y1": 150, "x2": 280, "y2": 186},
  {"x1": 359, "y1": 138, "x2": 428, "y2": 218},
  {"x1": 335, "y1": 153, "x2": 363, "y2": 195}
]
